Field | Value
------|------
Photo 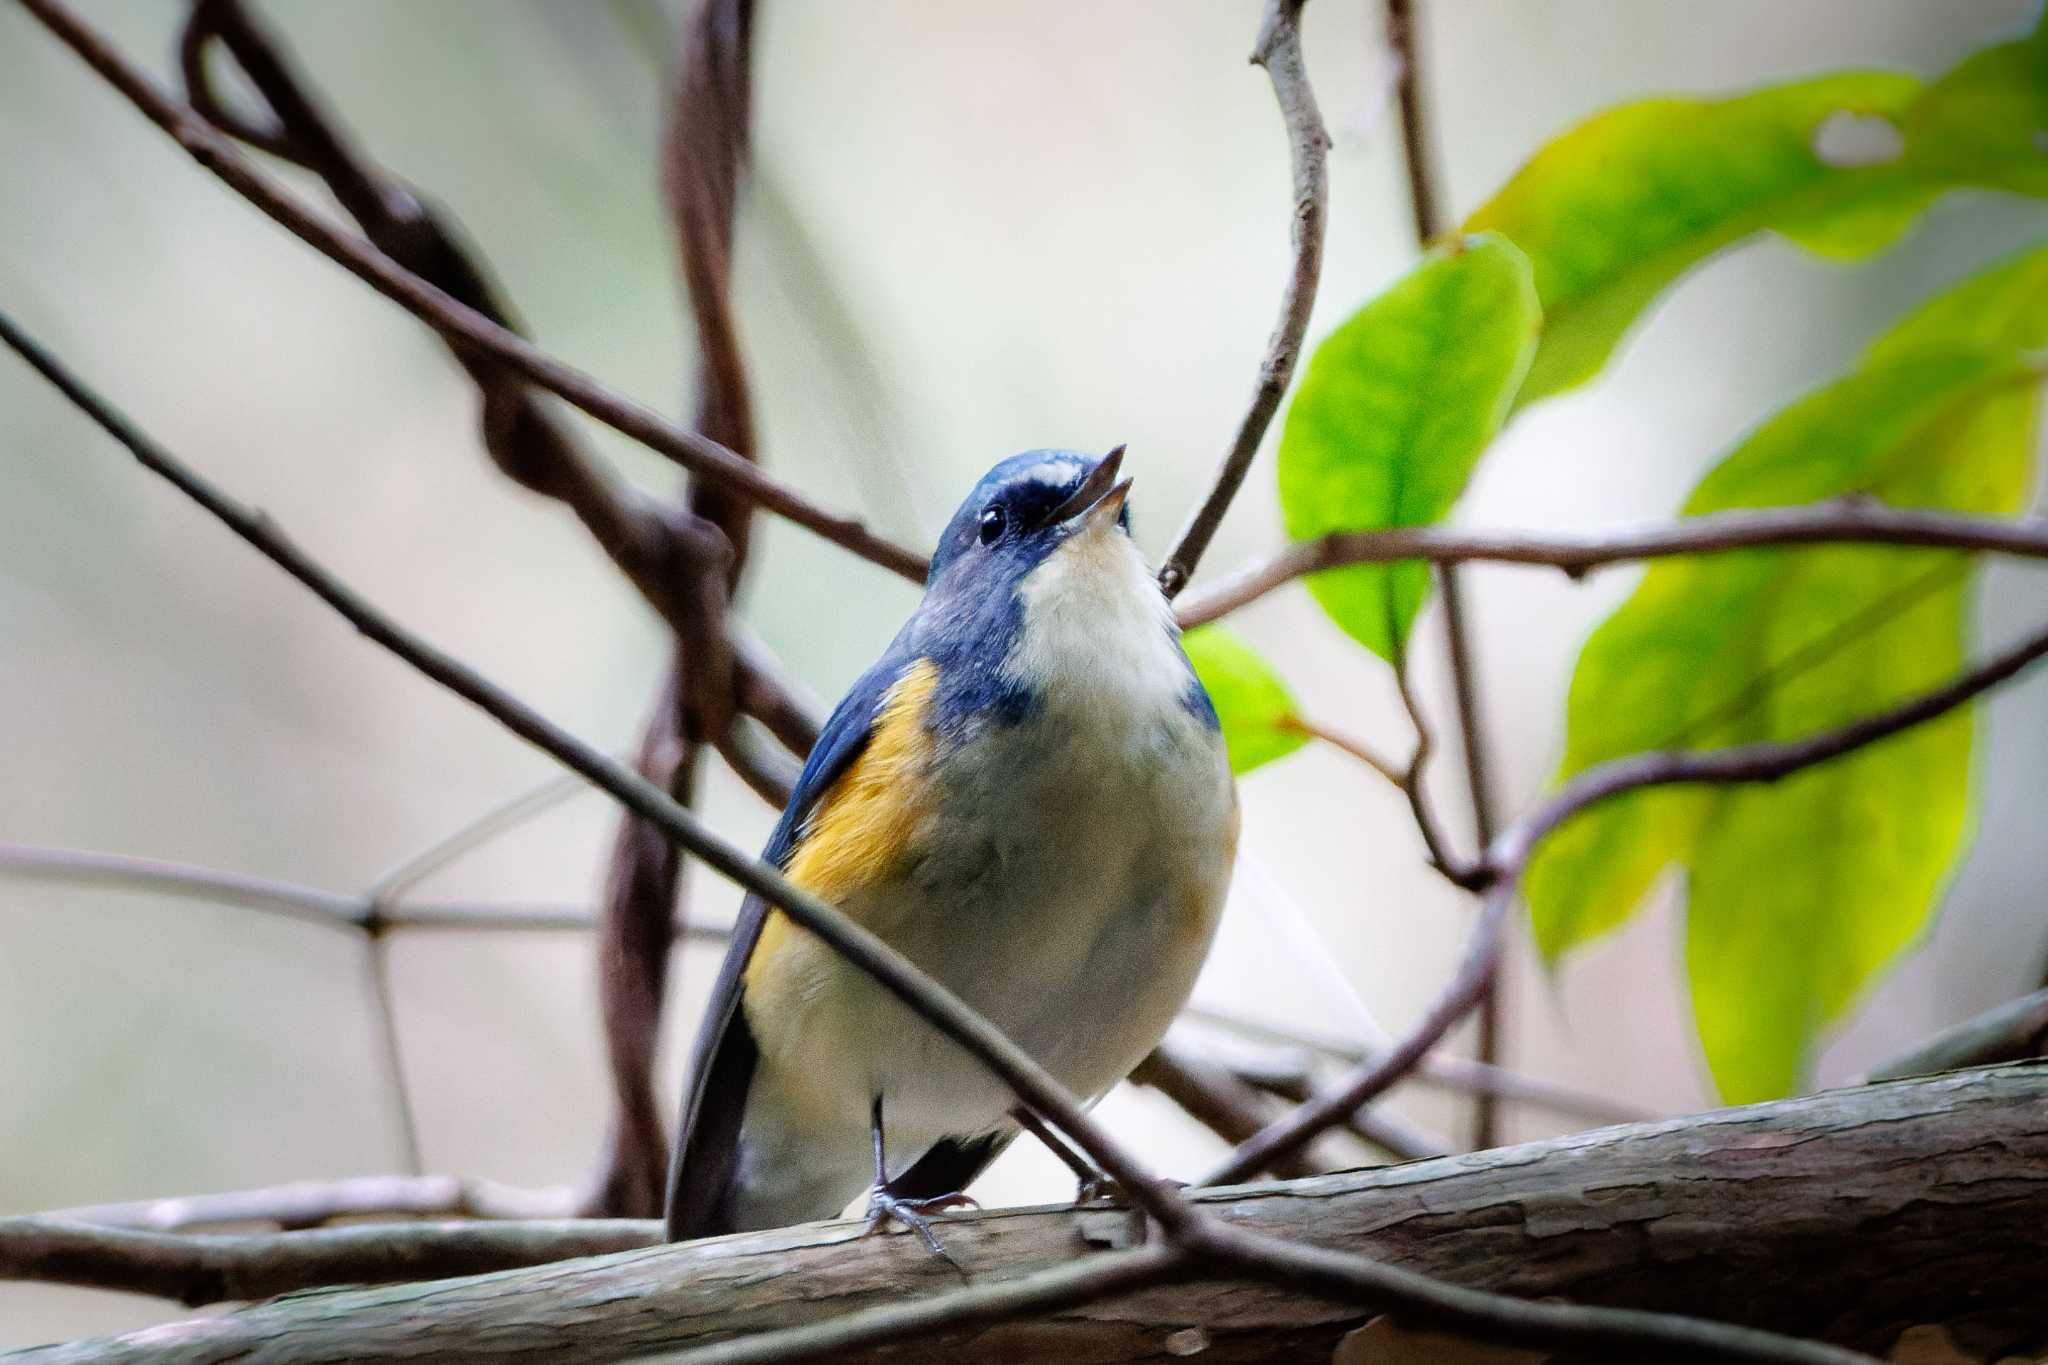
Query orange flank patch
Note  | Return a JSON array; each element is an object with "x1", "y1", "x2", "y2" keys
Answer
[{"x1": 745, "y1": 659, "x2": 939, "y2": 992}]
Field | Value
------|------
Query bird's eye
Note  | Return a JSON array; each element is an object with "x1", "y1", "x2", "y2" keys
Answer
[{"x1": 977, "y1": 506, "x2": 1007, "y2": 544}]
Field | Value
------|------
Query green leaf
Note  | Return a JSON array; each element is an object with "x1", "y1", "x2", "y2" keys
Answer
[
  {"x1": 1182, "y1": 625, "x2": 1308, "y2": 775},
  {"x1": 1468, "y1": 33, "x2": 2048, "y2": 404},
  {"x1": 1276, "y1": 234, "x2": 1539, "y2": 660},
  {"x1": 1527, "y1": 245, "x2": 2048, "y2": 1101}
]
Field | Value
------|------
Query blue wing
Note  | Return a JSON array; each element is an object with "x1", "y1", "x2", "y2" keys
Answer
[{"x1": 663, "y1": 646, "x2": 918, "y2": 1239}]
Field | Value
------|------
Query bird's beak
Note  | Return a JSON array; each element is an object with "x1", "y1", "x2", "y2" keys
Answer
[{"x1": 1048, "y1": 444, "x2": 1132, "y2": 533}]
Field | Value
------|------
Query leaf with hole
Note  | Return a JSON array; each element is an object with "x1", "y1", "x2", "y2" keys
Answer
[{"x1": 1469, "y1": 24, "x2": 2048, "y2": 405}]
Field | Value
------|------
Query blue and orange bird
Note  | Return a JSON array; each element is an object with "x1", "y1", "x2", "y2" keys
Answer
[{"x1": 664, "y1": 446, "x2": 1239, "y2": 1245}]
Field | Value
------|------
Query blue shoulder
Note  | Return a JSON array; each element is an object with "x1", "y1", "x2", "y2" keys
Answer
[{"x1": 762, "y1": 646, "x2": 920, "y2": 867}]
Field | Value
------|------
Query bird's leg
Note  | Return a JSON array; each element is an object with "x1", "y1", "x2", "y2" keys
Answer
[
  {"x1": 862, "y1": 1094, "x2": 975, "y2": 1270},
  {"x1": 1013, "y1": 1105, "x2": 1121, "y2": 1204}
]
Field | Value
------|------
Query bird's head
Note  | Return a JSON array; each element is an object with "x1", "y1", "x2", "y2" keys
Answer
[
  {"x1": 916, "y1": 446, "x2": 1179, "y2": 715},
  {"x1": 926, "y1": 445, "x2": 1135, "y2": 594},
  {"x1": 921, "y1": 446, "x2": 1146, "y2": 609}
]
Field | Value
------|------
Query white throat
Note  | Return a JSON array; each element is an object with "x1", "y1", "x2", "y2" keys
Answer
[{"x1": 1009, "y1": 522, "x2": 1186, "y2": 716}]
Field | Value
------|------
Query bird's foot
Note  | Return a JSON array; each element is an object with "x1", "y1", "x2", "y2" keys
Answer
[{"x1": 862, "y1": 1187, "x2": 978, "y2": 1271}]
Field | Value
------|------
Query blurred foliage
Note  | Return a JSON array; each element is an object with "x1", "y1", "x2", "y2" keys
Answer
[
  {"x1": 1468, "y1": 22, "x2": 2048, "y2": 404},
  {"x1": 1183, "y1": 624, "x2": 1308, "y2": 775},
  {"x1": 1275, "y1": 234, "x2": 1537, "y2": 661},
  {"x1": 1530, "y1": 244, "x2": 2047, "y2": 1101},
  {"x1": 1238, "y1": 14, "x2": 2048, "y2": 1100}
]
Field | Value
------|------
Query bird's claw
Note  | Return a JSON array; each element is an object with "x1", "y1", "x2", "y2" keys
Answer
[{"x1": 862, "y1": 1188, "x2": 977, "y2": 1272}]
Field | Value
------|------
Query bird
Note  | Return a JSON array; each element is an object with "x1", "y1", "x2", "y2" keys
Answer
[{"x1": 664, "y1": 445, "x2": 1239, "y2": 1248}]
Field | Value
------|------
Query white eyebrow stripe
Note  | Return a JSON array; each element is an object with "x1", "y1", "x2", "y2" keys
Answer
[{"x1": 1014, "y1": 460, "x2": 1080, "y2": 489}]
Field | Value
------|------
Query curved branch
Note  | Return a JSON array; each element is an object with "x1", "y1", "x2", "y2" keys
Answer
[
  {"x1": 17, "y1": 0, "x2": 928, "y2": 583},
  {"x1": 1157, "y1": 0, "x2": 1329, "y2": 597},
  {"x1": 1203, "y1": 609, "x2": 2048, "y2": 1184},
  {"x1": 1175, "y1": 503, "x2": 2048, "y2": 626}
]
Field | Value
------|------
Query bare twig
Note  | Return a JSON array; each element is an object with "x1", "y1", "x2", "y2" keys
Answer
[
  {"x1": 1204, "y1": 610, "x2": 2048, "y2": 1184},
  {"x1": 360, "y1": 939, "x2": 424, "y2": 1176},
  {"x1": 18, "y1": 0, "x2": 927, "y2": 582},
  {"x1": 1864, "y1": 987, "x2": 2048, "y2": 1082},
  {"x1": 51, "y1": 1174, "x2": 578, "y2": 1233},
  {"x1": 1385, "y1": 0, "x2": 1500, "y2": 1142},
  {"x1": 1174, "y1": 504, "x2": 2048, "y2": 626},
  {"x1": 0, "y1": 841, "x2": 737, "y2": 939},
  {"x1": 1157, "y1": 0, "x2": 1329, "y2": 597},
  {"x1": 0, "y1": 280, "x2": 1866, "y2": 1365},
  {"x1": 583, "y1": 0, "x2": 762, "y2": 1219},
  {"x1": 1282, "y1": 714, "x2": 1405, "y2": 786},
  {"x1": 0, "y1": 1215, "x2": 654, "y2": 1308},
  {"x1": 1384, "y1": 0, "x2": 1447, "y2": 244},
  {"x1": 0, "y1": 842, "x2": 364, "y2": 931},
  {"x1": 1389, "y1": 625, "x2": 1485, "y2": 889},
  {"x1": 1185, "y1": 1005, "x2": 1657, "y2": 1127},
  {"x1": 1224, "y1": 1047, "x2": 1448, "y2": 1160},
  {"x1": 1129, "y1": 1045, "x2": 1326, "y2": 1177},
  {"x1": 364, "y1": 770, "x2": 593, "y2": 905}
]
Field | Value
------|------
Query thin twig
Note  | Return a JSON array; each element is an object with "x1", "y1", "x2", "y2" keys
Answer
[
  {"x1": 0, "y1": 842, "x2": 364, "y2": 931},
  {"x1": 1174, "y1": 503, "x2": 2048, "y2": 626},
  {"x1": 1157, "y1": 0, "x2": 1329, "y2": 597},
  {"x1": 1202, "y1": 610, "x2": 2048, "y2": 1184},
  {"x1": 1386, "y1": 0, "x2": 1506, "y2": 1137},
  {"x1": 18, "y1": 0, "x2": 928, "y2": 582},
  {"x1": 1222, "y1": 1048, "x2": 1448, "y2": 1161},
  {"x1": 364, "y1": 769, "x2": 592, "y2": 905},
  {"x1": 1282, "y1": 714, "x2": 1405, "y2": 786},
  {"x1": 1130, "y1": 1045, "x2": 1326, "y2": 1177},
  {"x1": 0, "y1": 1215, "x2": 655, "y2": 1308},
  {"x1": 1863, "y1": 987, "x2": 2048, "y2": 1083},
  {"x1": 1389, "y1": 610, "x2": 1484, "y2": 889},
  {"x1": 1184, "y1": 1005, "x2": 1657, "y2": 1126},
  {"x1": 583, "y1": 0, "x2": 763, "y2": 1219},
  {"x1": 361, "y1": 938, "x2": 424, "y2": 1176},
  {"x1": 51, "y1": 1174, "x2": 579, "y2": 1233}
]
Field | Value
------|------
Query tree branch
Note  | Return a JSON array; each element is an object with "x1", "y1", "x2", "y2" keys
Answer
[
  {"x1": 1204, "y1": 609, "x2": 2048, "y2": 1184},
  {"x1": 20, "y1": 1065, "x2": 2037, "y2": 1360},
  {"x1": 1174, "y1": 503, "x2": 2048, "y2": 626},
  {"x1": 583, "y1": 0, "x2": 763, "y2": 1219},
  {"x1": 1157, "y1": 0, "x2": 1329, "y2": 597},
  {"x1": 16, "y1": 0, "x2": 927, "y2": 582},
  {"x1": 1184, "y1": 1005, "x2": 1658, "y2": 1127},
  {"x1": 1864, "y1": 987, "x2": 2048, "y2": 1083},
  {"x1": 48, "y1": 1175, "x2": 578, "y2": 1234}
]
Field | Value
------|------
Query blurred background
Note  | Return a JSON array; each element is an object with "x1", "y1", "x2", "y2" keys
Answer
[{"x1": 2, "y1": 0, "x2": 2044, "y2": 1346}]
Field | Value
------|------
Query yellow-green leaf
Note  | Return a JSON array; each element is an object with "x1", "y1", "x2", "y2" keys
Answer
[
  {"x1": 1276, "y1": 234, "x2": 1538, "y2": 660},
  {"x1": 1183, "y1": 625, "x2": 1307, "y2": 775},
  {"x1": 1469, "y1": 30, "x2": 2048, "y2": 404},
  {"x1": 1528, "y1": 244, "x2": 2048, "y2": 1101}
]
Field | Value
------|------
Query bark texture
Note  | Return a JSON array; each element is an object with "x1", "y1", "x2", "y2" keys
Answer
[{"x1": 12, "y1": 1064, "x2": 2047, "y2": 1364}]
